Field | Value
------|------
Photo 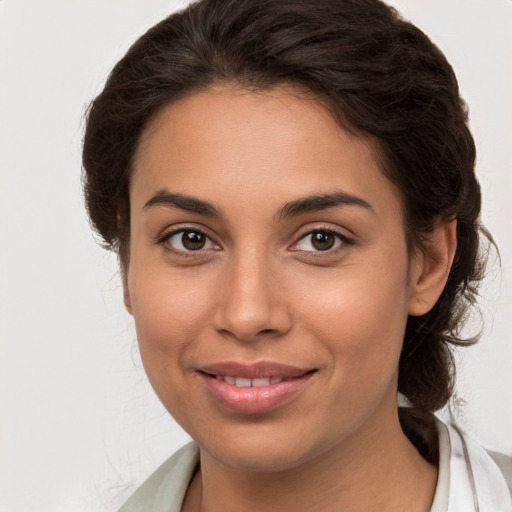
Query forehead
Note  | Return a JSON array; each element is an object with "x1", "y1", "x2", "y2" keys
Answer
[{"x1": 130, "y1": 87, "x2": 402, "y2": 220}]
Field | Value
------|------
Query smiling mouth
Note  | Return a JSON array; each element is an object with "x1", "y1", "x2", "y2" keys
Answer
[
  {"x1": 198, "y1": 361, "x2": 317, "y2": 385},
  {"x1": 204, "y1": 374, "x2": 313, "y2": 387},
  {"x1": 197, "y1": 363, "x2": 317, "y2": 413}
]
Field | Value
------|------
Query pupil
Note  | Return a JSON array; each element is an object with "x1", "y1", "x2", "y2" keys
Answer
[
  {"x1": 182, "y1": 231, "x2": 206, "y2": 250},
  {"x1": 312, "y1": 231, "x2": 334, "y2": 251}
]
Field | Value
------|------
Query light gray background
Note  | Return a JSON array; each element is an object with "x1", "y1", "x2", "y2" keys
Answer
[{"x1": 0, "y1": 1, "x2": 510, "y2": 511}]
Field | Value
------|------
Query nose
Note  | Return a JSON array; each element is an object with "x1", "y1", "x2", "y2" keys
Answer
[{"x1": 212, "y1": 250, "x2": 292, "y2": 342}]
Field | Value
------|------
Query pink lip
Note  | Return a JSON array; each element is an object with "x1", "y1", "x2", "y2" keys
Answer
[{"x1": 198, "y1": 361, "x2": 316, "y2": 414}]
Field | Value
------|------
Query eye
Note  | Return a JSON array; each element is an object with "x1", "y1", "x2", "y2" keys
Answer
[
  {"x1": 164, "y1": 229, "x2": 219, "y2": 252},
  {"x1": 293, "y1": 230, "x2": 346, "y2": 252}
]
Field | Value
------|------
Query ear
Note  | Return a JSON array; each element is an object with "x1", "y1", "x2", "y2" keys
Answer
[
  {"x1": 408, "y1": 219, "x2": 457, "y2": 316},
  {"x1": 122, "y1": 275, "x2": 133, "y2": 315}
]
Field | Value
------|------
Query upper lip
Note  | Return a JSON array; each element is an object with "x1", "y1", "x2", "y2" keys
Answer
[{"x1": 198, "y1": 361, "x2": 315, "y2": 379}]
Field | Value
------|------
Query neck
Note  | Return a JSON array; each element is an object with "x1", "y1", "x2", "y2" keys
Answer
[{"x1": 183, "y1": 405, "x2": 437, "y2": 512}]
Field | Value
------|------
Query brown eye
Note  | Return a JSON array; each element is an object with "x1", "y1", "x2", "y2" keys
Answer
[
  {"x1": 182, "y1": 231, "x2": 206, "y2": 250},
  {"x1": 293, "y1": 230, "x2": 346, "y2": 252},
  {"x1": 165, "y1": 229, "x2": 218, "y2": 252},
  {"x1": 311, "y1": 231, "x2": 336, "y2": 251}
]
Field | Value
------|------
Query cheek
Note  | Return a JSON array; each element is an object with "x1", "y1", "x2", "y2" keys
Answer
[
  {"x1": 128, "y1": 262, "x2": 214, "y2": 369},
  {"x1": 294, "y1": 258, "x2": 411, "y2": 384},
  {"x1": 126, "y1": 265, "x2": 220, "y2": 421}
]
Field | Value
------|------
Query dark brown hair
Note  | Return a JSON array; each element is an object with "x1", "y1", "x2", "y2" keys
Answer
[{"x1": 82, "y1": 0, "x2": 488, "y2": 461}]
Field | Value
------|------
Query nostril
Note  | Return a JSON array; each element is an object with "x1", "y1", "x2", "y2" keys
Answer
[{"x1": 212, "y1": 294, "x2": 293, "y2": 341}]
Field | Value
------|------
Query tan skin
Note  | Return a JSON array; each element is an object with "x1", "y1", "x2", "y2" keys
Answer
[{"x1": 124, "y1": 87, "x2": 456, "y2": 511}]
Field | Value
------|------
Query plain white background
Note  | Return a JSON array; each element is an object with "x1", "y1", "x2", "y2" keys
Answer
[{"x1": 0, "y1": 1, "x2": 510, "y2": 510}]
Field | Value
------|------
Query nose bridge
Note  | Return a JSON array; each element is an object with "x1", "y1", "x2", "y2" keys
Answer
[{"x1": 213, "y1": 243, "x2": 290, "y2": 340}]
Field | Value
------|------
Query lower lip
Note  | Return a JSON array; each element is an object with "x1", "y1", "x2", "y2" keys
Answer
[{"x1": 200, "y1": 372, "x2": 314, "y2": 414}]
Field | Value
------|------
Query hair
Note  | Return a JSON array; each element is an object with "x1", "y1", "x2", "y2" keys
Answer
[{"x1": 82, "y1": 0, "x2": 489, "y2": 463}]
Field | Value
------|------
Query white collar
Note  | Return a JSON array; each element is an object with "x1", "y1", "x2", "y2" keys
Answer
[{"x1": 431, "y1": 419, "x2": 512, "y2": 512}]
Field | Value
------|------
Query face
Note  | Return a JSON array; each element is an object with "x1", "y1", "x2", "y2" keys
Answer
[{"x1": 125, "y1": 87, "x2": 425, "y2": 472}]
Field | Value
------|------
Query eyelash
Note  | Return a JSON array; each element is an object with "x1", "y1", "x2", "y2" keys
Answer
[{"x1": 157, "y1": 226, "x2": 353, "y2": 256}]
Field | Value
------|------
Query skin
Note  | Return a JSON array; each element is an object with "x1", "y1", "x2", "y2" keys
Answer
[{"x1": 124, "y1": 87, "x2": 456, "y2": 511}]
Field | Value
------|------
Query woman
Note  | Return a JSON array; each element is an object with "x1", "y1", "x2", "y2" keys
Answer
[{"x1": 82, "y1": 0, "x2": 512, "y2": 510}]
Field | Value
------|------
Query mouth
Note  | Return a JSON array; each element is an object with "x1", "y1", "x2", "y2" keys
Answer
[
  {"x1": 197, "y1": 362, "x2": 317, "y2": 414},
  {"x1": 209, "y1": 375, "x2": 293, "y2": 387}
]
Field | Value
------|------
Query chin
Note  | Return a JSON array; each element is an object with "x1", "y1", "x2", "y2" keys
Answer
[
  {"x1": 209, "y1": 442, "x2": 311, "y2": 473},
  {"x1": 191, "y1": 418, "x2": 333, "y2": 473}
]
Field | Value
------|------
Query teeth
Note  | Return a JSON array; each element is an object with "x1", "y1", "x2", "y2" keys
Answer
[
  {"x1": 252, "y1": 378, "x2": 270, "y2": 387},
  {"x1": 217, "y1": 376, "x2": 284, "y2": 387}
]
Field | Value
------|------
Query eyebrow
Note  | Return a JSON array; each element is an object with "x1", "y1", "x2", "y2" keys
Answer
[
  {"x1": 143, "y1": 189, "x2": 373, "y2": 219},
  {"x1": 277, "y1": 190, "x2": 374, "y2": 220},
  {"x1": 143, "y1": 190, "x2": 221, "y2": 217}
]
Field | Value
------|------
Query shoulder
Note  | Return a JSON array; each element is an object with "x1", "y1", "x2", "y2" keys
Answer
[
  {"x1": 487, "y1": 449, "x2": 512, "y2": 495},
  {"x1": 118, "y1": 441, "x2": 200, "y2": 512}
]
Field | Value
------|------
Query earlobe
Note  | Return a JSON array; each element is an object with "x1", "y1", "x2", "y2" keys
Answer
[{"x1": 408, "y1": 220, "x2": 457, "y2": 317}]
